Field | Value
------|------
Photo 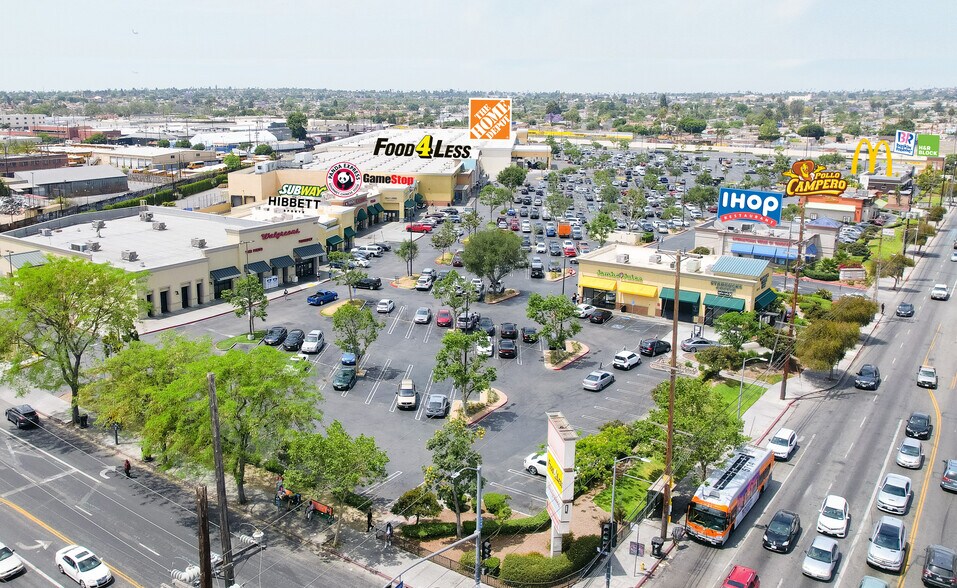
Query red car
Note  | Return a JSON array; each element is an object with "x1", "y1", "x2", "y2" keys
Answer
[
  {"x1": 436, "y1": 309, "x2": 453, "y2": 327},
  {"x1": 564, "y1": 247, "x2": 577, "y2": 257},
  {"x1": 406, "y1": 223, "x2": 433, "y2": 233},
  {"x1": 509, "y1": 219, "x2": 520, "y2": 231},
  {"x1": 722, "y1": 565, "x2": 759, "y2": 588},
  {"x1": 707, "y1": 204, "x2": 718, "y2": 213}
]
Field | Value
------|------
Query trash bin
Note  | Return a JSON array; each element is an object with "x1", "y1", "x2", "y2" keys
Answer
[
  {"x1": 650, "y1": 536, "x2": 664, "y2": 558},
  {"x1": 79, "y1": 414, "x2": 89, "y2": 429}
]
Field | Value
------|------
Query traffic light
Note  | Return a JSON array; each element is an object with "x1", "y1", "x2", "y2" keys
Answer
[
  {"x1": 600, "y1": 522, "x2": 612, "y2": 552},
  {"x1": 610, "y1": 521, "x2": 618, "y2": 548},
  {"x1": 481, "y1": 538, "x2": 492, "y2": 560}
]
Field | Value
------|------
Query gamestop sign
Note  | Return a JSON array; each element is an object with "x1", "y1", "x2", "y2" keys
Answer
[{"x1": 718, "y1": 188, "x2": 782, "y2": 227}]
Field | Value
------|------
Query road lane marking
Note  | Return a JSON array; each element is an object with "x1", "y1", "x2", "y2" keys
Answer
[
  {"x1": 138, "y1": 542, "x2": 161, "y2": 557},
  {"x1": 921, "y1": 323, "x2": 942, "y2": 365},
  {"x1": 74, "y1": 505, "x2": 93, "y2": 517},
  {"x1": 0, "y1": 429, "x2": 102, "y2": 485},
  {"x1": 898, "y1": 389, "x2": 943, "y2": 586},
  {"x1": 860, "y1": 416, "x2": 867, "y2": 429},
  {"x1": 843, "y1": 442, "x2": 855, "y2": 461},
  {"x1": 365, "y1": 358, "x2": 393, "y2": 405},
  {"x1": 17, "y1": 555, "x2": 65, "y2": 587}
]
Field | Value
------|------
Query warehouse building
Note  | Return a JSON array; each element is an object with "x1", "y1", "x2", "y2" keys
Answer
[{"x1": 14, "y1": 166, "x2": 128, "y2": 198}]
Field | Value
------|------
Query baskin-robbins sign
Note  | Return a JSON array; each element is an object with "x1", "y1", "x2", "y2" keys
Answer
[
  {"x1": 718, "y1": 188, "x2": 782, "y2": 227},
  {"x1": 783, "y1": 160, "x2": 848, "y2": 198},
  {"x1": 469, "y1": 98, "x2": 512, "y2": 140},
  {"x1": 893, "y1": 130, "x2": 917, "y2": 157}
]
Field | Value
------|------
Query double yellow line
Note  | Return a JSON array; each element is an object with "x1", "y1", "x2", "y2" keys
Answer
[{"x1": 0, "y1": 498, "x2": 144, "y2": 588}]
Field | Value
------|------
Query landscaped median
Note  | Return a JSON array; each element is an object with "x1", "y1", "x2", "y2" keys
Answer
[
  {"x1": 544, "y1": 340, "x2": 588, "y2": 370},
  {"x1": 484, "y1": 288, "x2": 520, "y2": 304},
  {"x1": 318, "y1": 298, "x2": 363, "y2": 318},
  {"x1": 545, "y1": 268, "x2": 577, "y2": 282},
  {"x1": 449, "y1": 387, "x2": 508, "y2": 424},
  {"x1": 391, "y1": 275, "x2": 420, "y2": 289}
]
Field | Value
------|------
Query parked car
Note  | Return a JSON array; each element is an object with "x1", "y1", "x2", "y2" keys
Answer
[
  {"x1": 906, "y1": 411, "x2": 933, "y2": 439},
  {"x1": 524, "y1": 452, "x2": 547, "y2": 476},
  {"x1": 917, "y1": 366, "x2": 938, "y2": 388},
  {"x1": 452, "y1": 250, "x2": 464, "y2": 267},
  {"x1": 457, "y1": 311, "x2": 479, "y2": 330},
  {"x1": 424, "y1": 394, "x2": 450, "y2": 418},
  {"x1": 54, "y1": 545, "x2": 113, "y2": 588},
  {"x1": 376, "y1": 299, "x2": 395, "y2": 313},
  {"x1": 500, "y1": 323, "x2": 518, "y2": 339},
  {"x1": 922, "y1": 545, "x2": 957, "y2": 588},
  {"x1": 767, "y1": 427, "x2": 797, "y2": 460},
  {"x1": 406, "y1": 223, "x2": 433, "y2": 233},
  {"x1": 722, "y1": 565, "x2": 759, "y2": 588},
  {"x1": 436, "y1": 309, "x2": 454, "y2": 327},
  {"x1": 895, "y1": 438, "x2": 924, "y2": 469},
  {"x1": 876, "y1": 473, "x2": 912, "y2": 514},
  {"x1": 340, "y1": 352, "x2": 358, "y2": 366},
  {"x1": 476, "y1": 336, "x2": 493, "y2": 357},
  {"x1": 680, "y1": 336, "x2": 718, "y2": 352},
  {"x1": 414, "y1": 307, "x2": 432, "y2": 324},
  {"x1": 0, "y1": 542, "x2": 25, "y2": 580},
  {"x1": 396, "y1": 379, "x2": 418, "y2": 409},
  {"x1": 478, "y1": 317, "x2": 495, "y2": 336},
  {"x1": 639, "y1": 339, "x2": 671, "y2": 356},
  {"x1": 498, "y1": 339, "x2": 517, "y2": 358},
  {"x1": 801, "y1": 535, "x2": 840, "y2": 581},
  {"x1": 332, "y1": 367, "x2": 357, "y2": 391},
  {"x1": 817, "y1": 494, "x2": 850, "y2": 537},
  {"x1": 612, "y1": 351, "x2": 641, "y2": 370},
  {"x1": 301, "y1": 330, "x2": 325, "y2": 354},
  {"x1": 866, "y1": 516, "x2": 906, "y2": 572},
  {"x1": 262, "y1": 326, "x2": 288, "y2": 346},
  {"x1": 762, "y1": 509, "x2": 801, "y2": 553},
  {"x1": 582, "y1": 370, "x2": 615, "y2": 391},
  {"x1": 574, "y1": 304, "x2": 597, "y2": 318},
  {"x1": 5, "y1": 404, "x2": 39, "y2": 429},
  {"x1": 854, "y1": 364, "x2": 881, "y2": 389},
  {"x1": 307, "y1": 290, "x2": 339, "y2": 306},
  {"x1": 941, "y1": 459, "x2": 957, "y2": 492},
  {"x1": 415, "y1": 275, "x2": 434, "y2": 291},
  {"x1": 589, "y1": 309, "x2": 613, "y2": 323},
  {"x1": 350, "y1": 277, "x2": 380, "y2": 290},
  {"x1": 282, "y1": 329, "x2": 306, "y2": 351},
  {"x1": 521, "y1": 327, "x2": 539, "y2": 343}
]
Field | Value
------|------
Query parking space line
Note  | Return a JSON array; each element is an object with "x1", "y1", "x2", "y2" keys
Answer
[
  {"x1": 423, "y1": 321, "x2": 434, "y2": 344},
  {"x1": 516, "y1": 339, "x2": 523, "y2": 366},
  {"x1": 506, "y1": 468, "x2": 542, "y2": 481},
  {"x1": 592, "y1": 405, "x2": 642, "y2": 419},
  {"x1": 387, "y1": 306, "x2": 406, "y2": 335},
  {"x1": 415, "y1": 370, "x2": 434, "y2": 421},
  {"x1": 404, "y1": 318, "x2": 415, "y2": 340},
  {"x1": 486, "y1": 481, "x2": 546, "y2": 503},
  {"x1": 366, "y1": 358, "x2": 393, "y2": 405}
]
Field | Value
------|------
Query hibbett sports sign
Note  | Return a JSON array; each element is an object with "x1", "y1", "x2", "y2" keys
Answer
[{"x1": 469, "y1": 98, "x2": 511, "y2": 140}]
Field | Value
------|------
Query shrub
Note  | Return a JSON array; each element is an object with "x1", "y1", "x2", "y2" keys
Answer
[
  {"x1": 399, "y1": 509, "x2": 550, "y2": 540},
  {"x1": 483, "y1": 492, "x2": 512, "y2": 520},
  {"x1": 802, "y1": 267, "x2": 839, "y2": 281},
  {"x1": 814, "y1": 288, "x2": 833, "y2": 301},
  {"x1": 641, "y1": 232, "x2": 655, "y2": 243},
  {"x1": 460, "y1": 551, "x2": 500, "y2": 577},
  {"x1": 179, "y1": 178, "x2": 217, "y2": 197},
  {"x1": 498, "y1": 534, "x2": 601, "y2": 584},
  {"x1": 691, "y1": 246, "x2": 711, "y2": 255}
]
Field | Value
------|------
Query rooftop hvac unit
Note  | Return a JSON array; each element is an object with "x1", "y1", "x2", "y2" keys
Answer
[
  {"x1": 121, "y1": 250, "x2": 138, "y2": 261},
  {"x1": 685, "y1": 258, "x2": 701, "y2": 273},
  {"x1": 139, "y1": 211, "x2": 154, "y2": 222},
  {"x1": 70, "y1": 242, "x2": 90, "y2": 252},
  {"x1": 152, "y1": 222, "x2": 167, "y2": 231},
  {"x1": 615, "y1": 253, "x2": 630, "y2": 264},
  {"x1": 41, "y1": 228, "x2": 53, "y2": 237},
  {"x1": 190, "y1": 237, "x2": 207, "y2": 248},
  {"x1": 650, "y1": 254, "x2": 662, "y2": 264},
  {"x1": 91, "y1": 220, "x2": 106, "y2": 229},
  {"x1": 741, "y1": 223, "x2": 753, "y2": 233},
  {"x1": 85, "y1": 240, "x2": 101, "y2": 252},
  {"x1": 669, "y1": 261, "x2": 676, "y2": 269}
]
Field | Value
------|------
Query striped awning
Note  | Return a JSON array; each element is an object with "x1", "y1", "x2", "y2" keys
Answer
[
  {"x1": 730, "y1": 243, "x2": 754, "y2": 255},
  {"x1": 580, "y1": 276, "x2": 617, "y2": 290},
  {"x1": 270, "y1": 255, "x2": 296, "y2": 268},
  {"x1": 754, "y1": 288, "x2": 778, "y2": 310},
  {"x1": 660, "y1": 288, "x2": 700, "y2": 304},
  {"x1": 244, "y1": 261, "x2": 272, "y2": 275},
  {"x1": 703, "y1": 293, "x2": 745, "y2": 311},
  {"x1": 618, "y1": 282, "x2": 658, "y2": 297},
  {"x1": 210, "y1": 266, "x2": 241, "y2": 282},
  {"x1": 355, "y1": 208, "x2": 368, "y2": 221}
]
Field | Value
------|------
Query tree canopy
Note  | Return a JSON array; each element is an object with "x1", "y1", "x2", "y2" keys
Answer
[
  {"x1": 461, "y1": 229, "x2": 525, "y2": 288},
  {"x1": 496, "y1": 165, "x2": 528, "y2": 190},
  {"x1": 286, "y1": 110, "x2": 308, "y2": 141},
  {"x1": 423, "y1": 419, "x2": 484, "y2": 538},
  {"x1": 222, "y1": 274, "x2": 268, "y2": 336}
]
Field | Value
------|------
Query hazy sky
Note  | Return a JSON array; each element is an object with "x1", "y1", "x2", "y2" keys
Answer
[{"x1": 7, "y1": 0, "x2": 956, "y2": 93}]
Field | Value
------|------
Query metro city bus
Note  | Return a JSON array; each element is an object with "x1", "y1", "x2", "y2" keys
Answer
[{"x1": 685, "y1": 445, "x2": 774, "y2": 545}]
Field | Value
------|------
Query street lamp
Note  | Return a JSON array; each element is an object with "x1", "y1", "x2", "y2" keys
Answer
[
  {"x1": 738, "y1": 357, "x2": 764, "y2": 419},
  {"x1": 450, "y1": 465, "x2": 483, "y2": 588},
  {"x1": 606, "y1": 455, "x2": 650, "y2": 587}
]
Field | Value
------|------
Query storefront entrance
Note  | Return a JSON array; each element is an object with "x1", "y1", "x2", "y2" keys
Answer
[
  {"x1": 660, "y1": 288, "x2": 700, "y2": 323},
  {"x1": 582, "y1": 288, "x2": 616, "y2": 309},
  {"x1": 296, "y1": 258, "x2": 316, "y2": 279},
  {"x1": 213, "y1": 278, "x2": 232, "y2": 299}
]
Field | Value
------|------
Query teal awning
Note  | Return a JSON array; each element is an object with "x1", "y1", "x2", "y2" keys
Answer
[
  {"x1": 414, "y1": 192, "x2": 424, "y2": 203},
  {"x1": 355, "y1": 208, "x2": 368, "y2": 221},
  {"x1": 270, "y1": 255, "x2": 296, "y2": 268},
  {"x1": 343, "y1": 227, "x2": 356, "y2": 238},
  {"x1": 210, "y1": 266, "x2": 241, "y2": 282},
  {"x1": 370, "y1": 203, "x2": 384, "y2": 214},
  {"x1": 659, "y1": 288, "x2": 700, "y2": 305},
  {"x1": 326, "y1": 235, "x2": 344, "y2": 247},
  {"x1": 244, "y1": 261, "x2": 272, "y2": 275},
  {"x1": 292, "y1": 244, "x2": 324, "y2": 259},
  {"x1": 754, "y1": 288, "x2": 778, "y2": 310},
  {"x1": 404, "y1": 199, "x2": 415, "y2": 209},
  {"x1": 703, "y1": 293, "x2": 746, "y2": 311}
]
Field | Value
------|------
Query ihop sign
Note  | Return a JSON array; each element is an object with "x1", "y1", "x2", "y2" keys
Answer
[{"x1": 718, "y1": 188, "x2": 783, "y2": 227}]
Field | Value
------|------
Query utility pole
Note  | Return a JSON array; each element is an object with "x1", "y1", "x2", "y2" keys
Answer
[
  {"x1": 659, "y1": 249, "x2": 680, "y2": 541},
  {"x1": 196, "y1": 486, "x2": 213, "y2": 588},
  {"x1": 873, "y1": 228, "x2": 884, "y2": 302},
  {"x1": 779, "y1": 203, "x2": 805, "y2": 401},
  {"x1": 207, "y1": 374, "x2": 235, "y2": 587}
]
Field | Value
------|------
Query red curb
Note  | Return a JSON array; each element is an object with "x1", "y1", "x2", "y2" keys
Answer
[
  {"x1": 466, "y1": 389, "x2": 510, "y2": 426},
  {"x1": 632, "y1": 539, "x2": 678, "y2": 587}
]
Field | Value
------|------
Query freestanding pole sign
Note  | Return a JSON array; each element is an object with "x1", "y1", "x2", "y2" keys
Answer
[{"x1": 546, "y1": 412, "x2": 578, "y2": 557}]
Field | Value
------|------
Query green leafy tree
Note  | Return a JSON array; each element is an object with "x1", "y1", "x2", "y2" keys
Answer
[
  {"x1": 223, "y1": 154, "x2": 242, "y2": 171},
  {"x1": 714, "y1": 311, "x2": 760, "y2": 350},
  {"x1": 620, "y1": 189, "x2": 646, "y2": 224},
  {"x1": 82, "y1": 132, "x2": 108, "y2": 144},
  {"x1": 423, "y1": 419, "x2": 485, "y2": 539},
  {"x1": 599, "y1": 184, "x2": 620, "y2": 205},
  {"x1": 496, "y1": 165, "x2": 528, "y2": 190},
  {"x1": 286, "y1": 110, "x2": 309, "y2": 141},
  {"x1": 391, "y1": 486, "x2": 442, "y2": 525},
  {"x1": 928, "y1": 205, "x2": 946, "y2": 222},
  {"x1": 433, "y1": 329, "x2": 497, "y2": 414},
  {"x1": 174, "y1": 139, "x2": 192, "y2": 148},
  {"x1": 253, "y1": 143, "x2": 273, "y2": 156},
  {"x1": 0, "y1": 181, "x2": 10, "y2": 199},
  {"x1": 677, "y1": 116, "x2": 707, "y2": 134},
  {"x1": 479, "y1": 185, "x2": 511, "y2": 218},
  {"x1": 157, "y1": 139, "x2": 170, "y2": 148},
  {"x1": 432, "y1": 271, "x2": 478, "y2": 326},
  {"x1": 0, "y1": 257, "x2": 145, "y2": 424},
  {"x1": 757, "y1": 121, "x2": 781, "y2": 142},
  {"x1": 781, "y1": 203, "x2": 800, "y2": 221},
  {"x1": 331, "y1": 303, "x2": 382, "y2": 365},
  {"x1": 431, "y1": 221, "x2": 458, "y2": 260},
  {"x1": 461, "y1": 209, "x2": 481, "y2": 236},
  {"x1": 328, "y1": 251, "x2": 368, "y2": 301},
  {"x1": 826, "y1": 296, "x2": 877, "y2": 326},
  {"x1": 586, "y1": 212, "x2": 617, "y2": 247},
  {"x1": 222, "y1": 274, "x2": 269, "y2": 337},
  {"x1": 396, "y1": 238, "x2": 419, "y2": 276},
  {"x1": 191, "y1": 143, "x2": 206, "y2": 151},
  {"x1": 461, "y1": 229, "x2": 525, "y2": 289},
  {"x1": 526, "y1": 293, "x2": 581, "y2": 351},
  {"x1": 684, "y1": 185, "x2": 718, "y2": 212},
  {"x1": 285, "y1": 421, "x2": 388, "y2": 545},
  {"x1": 915, "y1": 168, "x2": 943, "y2": 199},
  {"x1": 878, "y1": 254, "x2": 914, "y2": 290},
  {"x1": 695, "y1": 171, "x2": 714, "y2": 187},
  {"x1": 904, "y1": 221, "x2": 936, "y2": 252},
  {"x1": 545, "y1": 191, "x2": 572, "y2": 220},
  {"x1": 795, "y1": 320, "x2": 860, "y2": 377},
  {"x1": 647, "y1": 377, "x2": 747, "y2": 480},
  {"x1": 879, "y1": 118, "x2": 916, "y2": 136},
  {"x1": 796, "y1": 123, "x2": 826, "y2": 139},
  {"x1": 695, "y1": 346, "x2": 741, "y2": 380}
]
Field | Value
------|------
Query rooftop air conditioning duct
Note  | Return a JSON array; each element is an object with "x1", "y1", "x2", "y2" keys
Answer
[
  {"x1": 615, "y1": 253, "x2": 630, "y2": 264},
  {"x1": 152, "y1": 222, "x2": 167, "y2": 231},
  {"x1": 649, "y1": 254, "x2": 661, "y2": 264},
  {"x1": 191, "y1": 238, "x2": 207, "y2": 248},
  {"x1": 86, "y1": 240, "x2": 101, "y2": 252},
  {"x1": 92, "y1": 220, "x2": 105, "y2": 229},
  {"x1": 70, "y1": 242, "x2": 90, "y2": 252},
  {"x1": 139, "y1": 211, "x2": 154, "y2": 222},
  {"x1": 121, "y1": 250, "x2": 138, "y2": 261},
  {"x1": 41, "y1": 228, "x2": 53, "y2": 237}
]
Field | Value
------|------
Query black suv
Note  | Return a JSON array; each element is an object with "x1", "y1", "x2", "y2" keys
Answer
[
  {"x1": 639, "y1": 339, "x2": 671, "y2": 356},
  {"x1": 923, "y1": 545, "x2": 957, "y2": 588},
  {"x1": 6, "y1": 404, "x2": 40, "y2": 429},
  {"x1": 355, "y1": 277, "x2": 382, "y2": 290}
]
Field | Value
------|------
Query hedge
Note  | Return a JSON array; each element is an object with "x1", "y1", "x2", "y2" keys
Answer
[
  {"x1": 400, "y1": 509, "x2": 550, "y2": 540},
  {"x1": 498, "y1": 534, "x2": 601, "y2": 585},
  {"x1": 179, "y1": 178, "x2": 217, "y2": 197},
  {"x1": 801, "y1": 268, "x2": 839, "y2": 281},
  {"x1": 460, "y1": 552, "x2": 500, "y2": 577},
  {"x1": 104, "y1": 188, "x2": 175, "y2": 210}
]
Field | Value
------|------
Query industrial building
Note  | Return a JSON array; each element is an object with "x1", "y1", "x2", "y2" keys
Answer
[{"x1": 14, "y1": 166, "x2": 128, "y2": 198}]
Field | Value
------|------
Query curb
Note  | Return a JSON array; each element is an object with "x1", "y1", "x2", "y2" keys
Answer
[
  {"x1": 484, "y1": 290, "x2": 520, "y2": 305},
  {"x1": 466, "y1": 388, "x2": 510, "y2": 426},
  {"x1": 544, "y1": 341, "x2": 589, "y2": 370},
  {"x1": 633, "y1": 539, "x2": 678, "y2": 588}
]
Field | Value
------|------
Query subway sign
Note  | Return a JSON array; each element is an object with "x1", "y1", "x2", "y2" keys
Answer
[
  {"x1": 718, "y1": 188, "x2": 782, "y2": 227},
  {"x1": 277, "y1": 184, "x2": 327, "y2": 198}
]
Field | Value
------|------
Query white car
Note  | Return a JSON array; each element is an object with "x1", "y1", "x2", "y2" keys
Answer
[
  {"x1": 535, "y1": 242, "x2": 547, "y2": 254},
  {"x1": 951, "y1": 251, "x2": 957, "y2": 262},
  {"x1": 415, "y1": 275, "x2": 434, "y2": 291},
  {"x1": 767, "y1": 428, "x2": 797, "y2": 460},
  {"x1": 575, "y1": 304, "x2": 597, "y2": 318},
  {"x1": 876, "y1": 473, "x2": 912, "y2": 514},
  {"x1": 0, "y1": 542, "x2": 25, "y2": 580},
  {"x1": 524, "y1": 452, "x2": 547, "y2": 476},
  {"x1": 55, "y1": 545, "x2": 113, "y2": 587},
  {"x1": 351, "y1": 256, "x2": 371, "y2": 268},
  {"x1": 476, "y1": 336, "x2": 493, "y2": 357},
  {"x1": 612, "y1": 350, "x2": 642, "y2": 370},
  {"x1": 895, "y1": 438, "x2": 924, "y2": 469},
  {"x1": 521, "y1": 221, "x2": 531, "y2": 233},
  {"x1": 300, "y1": 330, "x2": 325, "y2": 354},
  {"x1": 802, "y1": 535, "x2": 840, "y2": 581},
  {"x1": 582, "y1": 370, "x2": 615, "y2": 391},
  {"x1": 817, "y1": 495, "x2": 850, "y2": 537},
  {"x1": 376, "y1": 299, "x2": 395, "y2": 313},
  {"x1": 931, "y1": 283, "x2": 950, "y2": 300},
  {"x1": 562, "y1": 239, "x2": 575, "y2": 250},
  {"x1": 866, "y1": 516, "x2": 906, "y2": 572}
]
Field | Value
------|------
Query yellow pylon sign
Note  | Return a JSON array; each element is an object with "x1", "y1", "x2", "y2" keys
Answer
[{"x1": 851, "y1": 138, "x2": 893, "y2": 176}]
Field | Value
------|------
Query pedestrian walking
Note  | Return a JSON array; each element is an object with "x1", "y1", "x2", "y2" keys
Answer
[
  {"x1": 367, "y1": 510, "x2": 374, "y2": 533},
  {"x1": 881, "y1": 303, "x2": 885, "y2": 315},
  {"x1": 385, "y1": 522, "x2": 393, "y2": 546},
  {"x1": 123, "y1": 459, "x2": 131, "y2": 478},
  {"x1": 283, "y1": 288, "x2": 289, "y2": 301}
]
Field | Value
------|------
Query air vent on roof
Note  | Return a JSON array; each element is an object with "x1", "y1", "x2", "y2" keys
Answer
[
  {"x1": 650, "y1": 254, "x2": 661, "y2": 264},
  {"x1": 41, "y1": 229, "x2": 53, "y2": 237},
  {"x1": 86, "y1": 241, "x2": 101, "y2": 252},
  {"x1": 615, "y1": 254, "x2": 630, "y2": 264},
  {"x1": 139, "y1": 211, "x2": 154, "y2": 222},
  {"x1": 152, "y1": 222, "x2": 166, "y2": 231},
  {"x1": 669, "y1": 261, "x2": 676, "y2": 269},
  {"x1": 121, "y1": 250, "x2": 138, "y2": 261},
  {"x1": 70, "y1": 242, "x2": 90, "y2": 252},
  {"x1": 92, "y1": 220, "x2": 106, "y2": 229},
  {"x1": 191, "y1": 237, "x2": 207, "y2": 249},
  {"x1": 685, "y1": 258, "x2": 701, "y2": 273}
]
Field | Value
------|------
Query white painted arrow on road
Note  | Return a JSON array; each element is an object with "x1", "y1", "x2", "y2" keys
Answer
[
  {"x1": 15, "y1": 539, "x2": 52, "y2": 551},
  {"x1": 100, "y1": 466, "x2": 116, "y2": 479}
]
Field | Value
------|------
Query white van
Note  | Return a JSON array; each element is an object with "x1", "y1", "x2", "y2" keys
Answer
[{"x1": 354, "y1": 245, "x2": 383, "y2": 257}]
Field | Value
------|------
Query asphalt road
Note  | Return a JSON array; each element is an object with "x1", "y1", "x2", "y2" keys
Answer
[
  {"x1": 0, "y1": 419, "x2": 380, "y2": 587},
  {"x1": 653, "y1": 219, "x2": 957, "y2": 587}
]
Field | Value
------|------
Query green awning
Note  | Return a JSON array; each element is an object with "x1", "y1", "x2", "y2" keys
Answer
[
  {"x1": 343, "y1": 227, "x2": 356, "y2": 238},
  {"x1": 703, "y1": 293, "x2": 746, "y2": 311},
  {"x1": 355, "y1": 208, "x2": 368, "y2": 221},
  {"x1": 404, "y1": 199, "x2": 415, "y2": 209},
  {"x1": 292, "y1": 244, "x2": 324, "y2": 259},
  {"x1": 326, "y1": 235, "x2": 344, "y2": 247},
  {"x1": 270, "y1": 255, "x2": 296, "y2": 268},
  {"x1": 659, "y1": 288, "x2": 700, "y2": 305},
  {"x1": 244, "y1": 261, "x2": 272, "y2": 275},
  {"x1": 754, "y1": 288, "x2": 778, "y2": 310},
  {"x1": 210, "y1": 266, "x2": 241, "y2": 282},
  {"x1": 370, "y1": 203, "x2": 384, "y2": 214},
  {"x1": 414, "y1": 193, "x2": 424, "y2": 203}
]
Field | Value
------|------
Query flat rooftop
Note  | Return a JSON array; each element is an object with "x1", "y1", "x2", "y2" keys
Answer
[
  {"x1": 303, "y1": 148, "x2": 464, "y2": 176},
  {"x1": 316, "y1": 127, "x2": 516, "y2": 154},
  {"x1": 18, "y1": 207, "x2": 264, "y2": 270},
  {"x1": 580, "y1": 242, "x2": 769, "y2": 278}
]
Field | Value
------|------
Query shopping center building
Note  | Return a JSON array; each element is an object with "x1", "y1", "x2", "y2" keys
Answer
[{"x1": 576, "y1": 244, "x2": 778, "y2": 325}]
